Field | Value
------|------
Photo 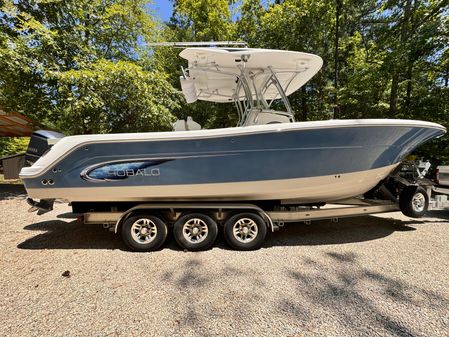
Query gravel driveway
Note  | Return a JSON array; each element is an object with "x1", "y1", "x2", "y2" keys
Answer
[{"x1": 1, "y1": 183, "x2": 448, "y2": 337}]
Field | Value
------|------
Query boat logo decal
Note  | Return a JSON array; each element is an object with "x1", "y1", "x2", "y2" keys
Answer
[{"x1": 80, "y1": 159, "x2": 172, "y2": 182}]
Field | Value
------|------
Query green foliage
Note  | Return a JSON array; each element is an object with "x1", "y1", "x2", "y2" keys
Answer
[
  {"x1": 0, "y1": 137, "x2": 29, "y2": 157},
  {"x1": 55, "y1": 59, "x2": 181, "y2": 133},
  {"x1": 172, "y1": 0, "x2": 235, "y2": 40},
  {"x1": 0, "y1": 0, "x2": 177, "y2": 134},
  {"x1": 254, "y1": 0, "x2": 336, "y2": 121},
  {"x1": 237, "y1": 0, "x2": 263, "y2": 45}
]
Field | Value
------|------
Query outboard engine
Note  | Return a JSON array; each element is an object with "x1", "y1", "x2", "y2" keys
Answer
[
  {"x1": 1, "y1": 130, "x2": 64, "y2": 181},
  {"x1": 25, "y1": 130, "x2": 65, "y2": 163}
]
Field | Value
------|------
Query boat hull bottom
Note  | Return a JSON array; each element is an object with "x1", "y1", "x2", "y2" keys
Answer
[{"x1": 25, "y1": 164, "x2": 399, "y2": 203}]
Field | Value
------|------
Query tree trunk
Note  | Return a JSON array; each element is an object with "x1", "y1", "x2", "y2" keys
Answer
[
  {"x1": 404, "y1": 61, "x2": 413, "y2": 113},
  {"x1": 389, "y1": 72, "x2": 399, "y2": 116},
  {"x1": 333, "y1": 0, "x2": 342, "y2": 119},
  {"x1": 389, "y1": 0, "x2": 412, "y2": 116}
]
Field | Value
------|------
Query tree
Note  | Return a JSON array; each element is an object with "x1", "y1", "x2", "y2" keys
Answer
[
  {"x1": 0, "y1": 0, "x2": 178, "y2": 134},
  {"x1": 252, "y1": 0, "x2": 335, "y2": 121},
  {"x1": 0, "y1": 137, "x2": 29, "y2": 156},
  {"x1": 55, "y1": 59, "x2": 181, "y2": 134},
  {"x1": 237, "y1": 0, "x2": 264, "y2": 46},
  {"x1": 372, "y1": 0, "x2": 449, "y2": 117},
  {"x1": 172, "y1": 0, "x2": 235, "y2": 40}
]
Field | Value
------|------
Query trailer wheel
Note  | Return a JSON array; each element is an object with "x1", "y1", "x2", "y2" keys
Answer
[
  {"x1": 121, "y1": 214, "x2": 168, "y2": 252},
  {"x1": 399, "y1": 186, "x2": 429, "y2": 218},
  {"x1": 173, "y1": 213, "x2": 218, "y2": 251},
  {"x1": 224, "y1": 213, "x2": 267, "y2": 250}
]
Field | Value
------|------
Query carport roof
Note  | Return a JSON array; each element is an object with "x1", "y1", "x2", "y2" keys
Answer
[{"x1": 0, "y1": 108, "x2": 35, "y2": 137}]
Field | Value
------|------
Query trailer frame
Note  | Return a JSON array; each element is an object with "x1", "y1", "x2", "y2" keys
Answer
[{"x1": 79, "y1": 199, "x2": 401, "y2": 233}]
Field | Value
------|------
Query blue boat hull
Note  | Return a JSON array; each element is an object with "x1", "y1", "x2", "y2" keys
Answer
[{"x1": 20, "y1": 121, "x2": 445, "y2": 203}]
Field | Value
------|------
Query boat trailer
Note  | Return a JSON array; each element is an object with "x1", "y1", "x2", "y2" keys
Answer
[{"x1": 51, "y1": 175, "x2": 449, "y2": 252}]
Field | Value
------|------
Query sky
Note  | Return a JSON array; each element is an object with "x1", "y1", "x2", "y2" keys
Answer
[
  {"x1": 148, "y1": 0, "x2": 173, "y2": 22},
  {"x1": 147, "y1": 0, "x2": 273, "y2": 23}
]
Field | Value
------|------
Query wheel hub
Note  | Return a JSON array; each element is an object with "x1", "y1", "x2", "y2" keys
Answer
[
  {"x1": 233, "y1": 218, "x2": 258, "y2": 243},
  {"x1": 130, "y1": 218, "x2": 157, "y2": 244},
  {"x1": 412, "y1": 193, "x2": 425, "y2": 212},
  {"x1": 183, "y1": 218, "x2": 208, "y2": 243}
]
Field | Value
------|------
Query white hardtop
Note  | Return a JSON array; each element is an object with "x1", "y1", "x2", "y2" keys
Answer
[{"x1": 179, "y1": 48, "x2": 323, "y2": 103}]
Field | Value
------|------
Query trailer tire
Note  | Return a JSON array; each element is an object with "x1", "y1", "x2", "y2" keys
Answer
[
  {"x1": 399, "y1": 186, "x2": 429, "y2": 218},
  {"x1": 121, "y1": 214, "x2": 168, "y2": 252},
  {"x1": 224, "y1": 212, "x2": 267, "y2": 250},
  {"x1": 173, "y1": 213, "x2": 218, "y2": 251}
]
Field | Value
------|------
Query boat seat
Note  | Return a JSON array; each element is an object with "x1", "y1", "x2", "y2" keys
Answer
[{"x1": 173, "y1": 116, "x2": 201, "y2": 131}]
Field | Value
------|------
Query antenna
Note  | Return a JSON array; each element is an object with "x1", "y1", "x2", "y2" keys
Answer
[{"x1": 147, "y1": 41, "x2": 248, "y2": 48}]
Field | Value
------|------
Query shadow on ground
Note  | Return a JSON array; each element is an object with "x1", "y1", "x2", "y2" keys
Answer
[
  {"x1": 17, "y1": 214, "x2": 443, "y2": 251},
  {"x1": 266, "y1": 216, "x2": 416, "y2": 247},
  {"x1": 17, "y1": 219, "x2": 125, "y2": 250},
  {"x1": 0, "y1": 183, "x2": 26, "y2": 200},
  {"x1": 153, "y1": 245, "x2": 449, "y2": 336},
  {"x1": 279, "y1": 251, "x2": 449, "y2": 336},
  {"x1": 427, "y1": 210, "x2": 449, "y2": 220}
]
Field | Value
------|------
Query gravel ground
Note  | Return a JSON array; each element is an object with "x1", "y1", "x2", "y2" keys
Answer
[{"x1": 1, "y1": 183, "x2": 448, "y2": 337}]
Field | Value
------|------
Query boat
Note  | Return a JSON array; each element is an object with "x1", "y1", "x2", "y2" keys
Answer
[{"x1": 20, "y1": 47, "x2": 446, "y2": 207}]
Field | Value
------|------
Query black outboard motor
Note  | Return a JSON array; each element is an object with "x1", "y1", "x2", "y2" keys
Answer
[{"x1": 25, "y1": 130, "x2": 65, "y2": 163}]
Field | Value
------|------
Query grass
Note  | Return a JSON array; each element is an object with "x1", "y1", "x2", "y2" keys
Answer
[{"x1": 0, "y1": 174, "x2": 23, "y2": 185}]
